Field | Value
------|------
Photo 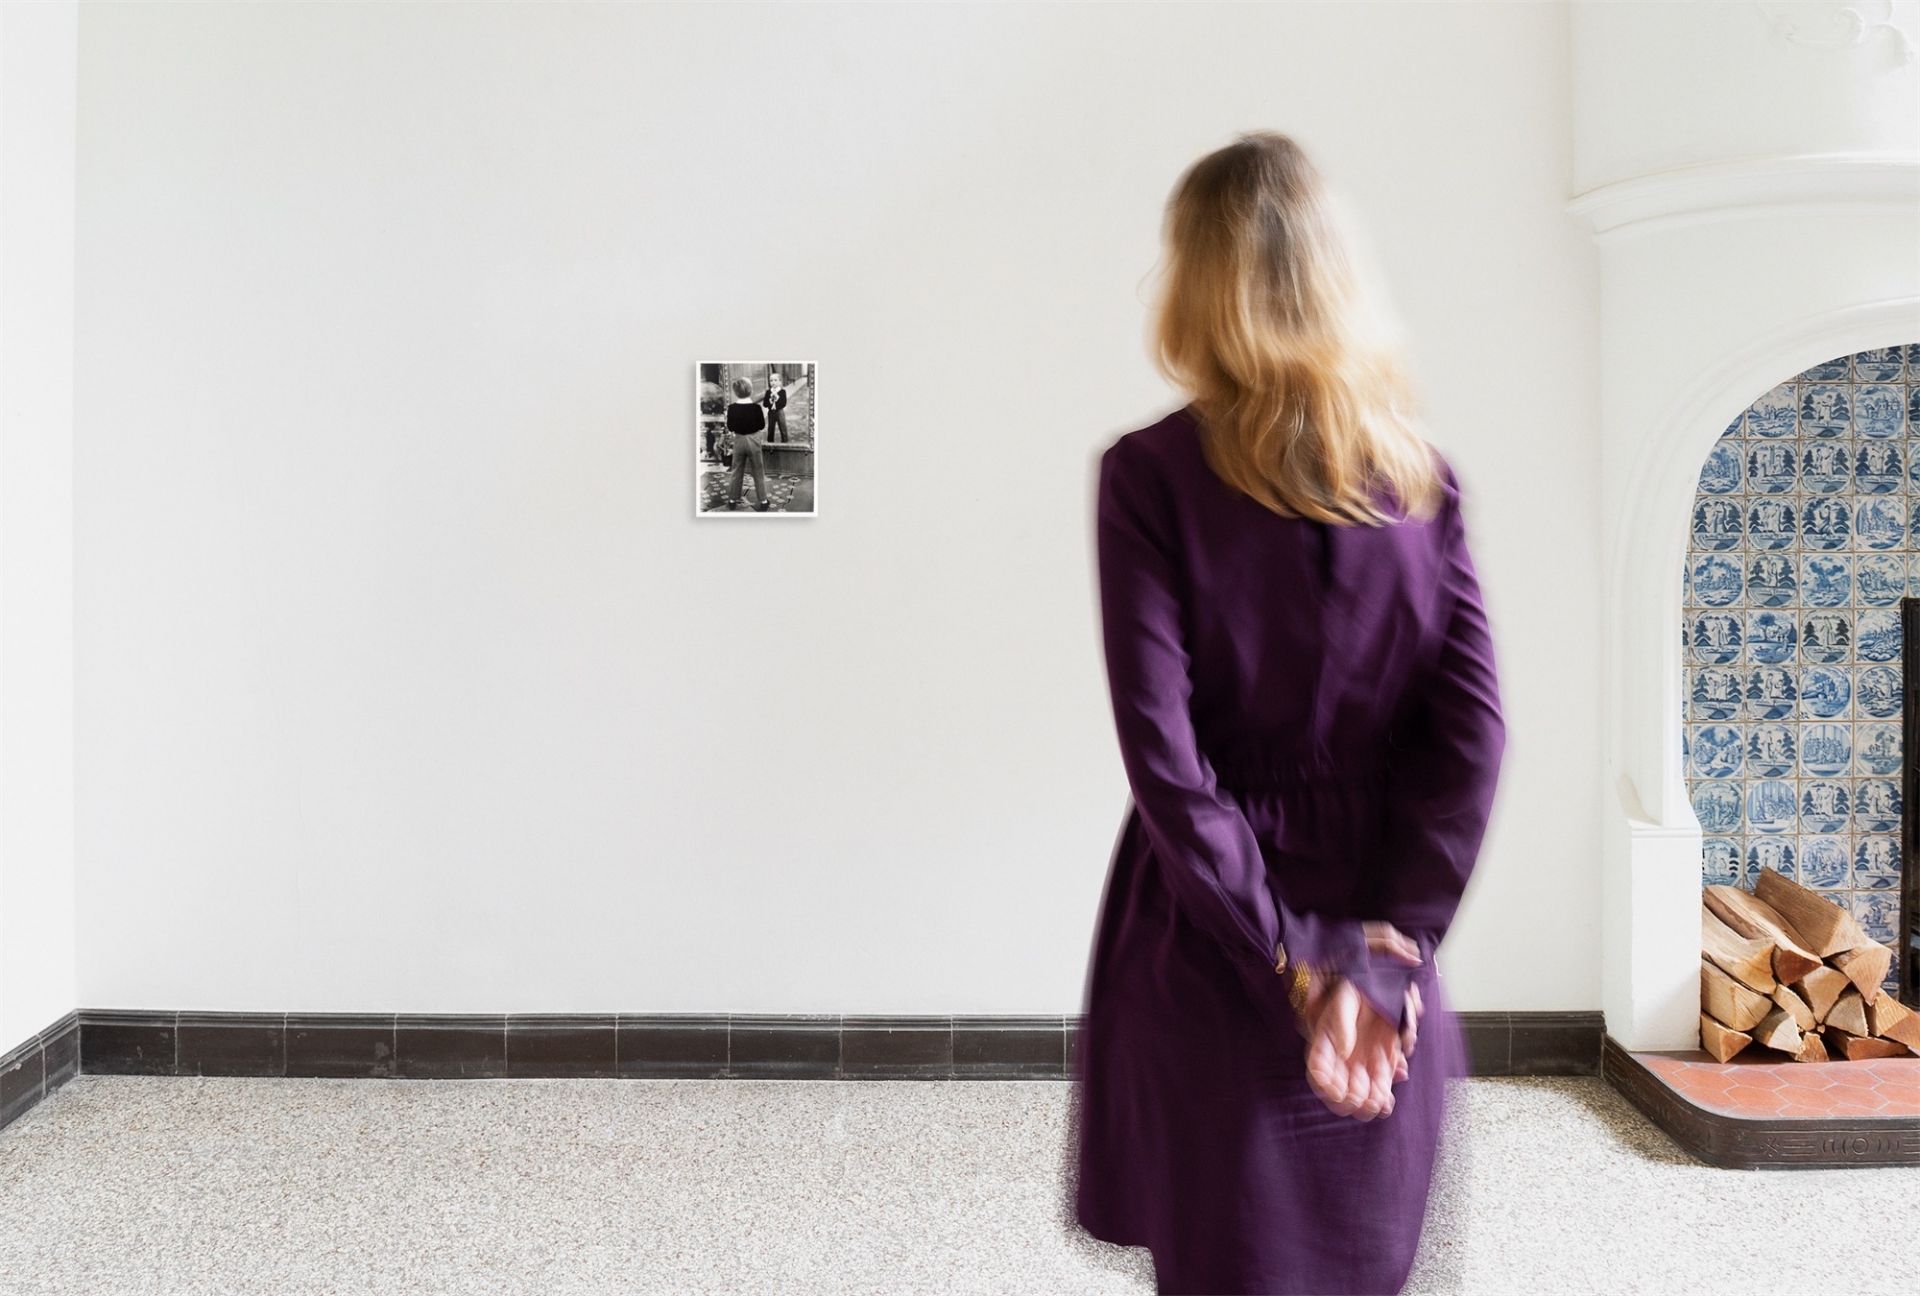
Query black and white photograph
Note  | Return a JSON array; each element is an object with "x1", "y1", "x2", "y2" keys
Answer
[{"x1": 695, "y1": 361, "x2": 816, "y2": 516}]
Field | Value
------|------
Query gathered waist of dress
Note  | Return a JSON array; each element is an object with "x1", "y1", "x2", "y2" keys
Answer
[{"x1": 1204, "y1": 745, "x2": 1394, "y2": 792}]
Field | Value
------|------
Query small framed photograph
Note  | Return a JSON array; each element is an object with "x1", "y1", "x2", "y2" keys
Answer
[{"x1": 695, "y1": 362, "x2": 816, "y2": 517}]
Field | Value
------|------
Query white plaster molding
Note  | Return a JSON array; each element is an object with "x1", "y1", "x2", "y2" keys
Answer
[
  {"x1": 1756, "y1": 0, "x2": 1918, "y2": 65},
  {"x1": 1568, "y1": 152, "x2": 1920, "y2": 239},
  {"x1": 1609, "y1": 296, "x2": 1920, "y2": 825}
]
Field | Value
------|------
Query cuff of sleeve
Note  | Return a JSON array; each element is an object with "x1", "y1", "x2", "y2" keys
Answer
[{"x1": 1273, "y1": 923, "x2": 1432, "y2": 1030}]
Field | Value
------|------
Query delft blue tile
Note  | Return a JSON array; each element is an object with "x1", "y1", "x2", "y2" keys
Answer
[
  {"x1": 1701, "y1": 838, "x2": 1742, "y2": 887},
  {"x1": 1691, "y1": 613, "x2": 1743, "y2": 664},
  {"x1": 1853, "y1": 347, "x2": 1904, "y2": 383},
  {"x1": 1800, "y1": 384, "x2": 1851, "y2": 436},
  {"x1": 1693, "y1": 498, "x2": 1744, "y2": 550},
  {"x1": 1749, "y1": 383, "x2": 1799, "y2": 436},
  {"x1": 1853, "y1": 836, "x2": 1901, "y2": 889},
  {"x1": 1746, "y1": 441, "x2": 1794, "y2": 492},
  {"x1": 1745, "y1": 723, "x2": 1795, "y2": 776},
  {"x1": 1800, "y1": 554, "x2": 1851, "y2": 607},
  {"x1": 1744, "y1": 612, "x2": 1796, "y2": 665},
  {"x1": 1691, "y1": 667, "x2": 1744, "y2": 720},
  {"x1": 1855, "y1": 664, "x2": 1901, "y2": 717},
  {"x1": 1799, "y1": 723, "x2": 1851, "y2": 777},
  {"x1": 1747, "y1": 553, "x2": 1796, "y2": 606},
  {"x1": 1700, "y1": 441, "x2": 1744, "y2": 492},
  {"x1": 1690, "y1": 554, "x2": 1743, "y2": 607},
  {"x1": 1692, "y1": 781, "x2": 1743, "y2": 835},
  {"x1": 1854, "y1": 609, "x2": 1901, "y2": 662},
  {"x1": 1908, "y1": 382, "x2": 1920, "y2": 430},
  {"x1": 1799, "y1": 664, "x2": 1852, "y2": 718},
  {"x1": 1855, "y1": 722, "x2": 1901, "y2": 775},
  {"x1": 1689, "y1": 724, "x2": 1743, "y2": 778},
  {"x1": 1799, "y1": 836, "x2": 1850, "y2": 889},
  {"x1": 1855, "y1": 384, "x2": 1906, "y2": 437},
  {"x1": 1747, "y1": 498, "x2": 1797, "y2": 549},
  {"x1": 1855, "y1": 496, "x2": 1905, "y2": 549},
  {"x1": 1852, "y1": 777, "x2": 1901, "y2": 832},
  {"x1": 1801, "y1": 357, "x2": 1850, "y2": 382},
  {"x1": 1855, "y1": 553, "x2": 1905, "y2": 604},
  {"x1": 1799, "y1": 780, "x2": 1850, "y2": 833},
  {"x1": 1848, "y1": 891, "x2": 1898, "y2": 941},
  {"x1": 1744, "y1": 664, "x2": 1797, "y2": 718},
  {"x1": 1745, "y1": 835, "x2": 1795, "y2": 882},
  {"x1": 1854, "y1": 439, "x2": 1902, "y2": 492},
  {"x1": 1801, "y1": 496, "x2": 1851, "y2": 548},
  {"x1": 1744, "y1": 779, "x2": 1798, "y2": 833},
  {"x1": 1802, "y1": 610, "x2": 1851, "y2": 660},
  {"x1": 1802, "y1": 440, "x2": 1851, "y2": 492}
]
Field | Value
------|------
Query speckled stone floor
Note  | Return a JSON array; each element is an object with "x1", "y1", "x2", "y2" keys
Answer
[{"x1": 0, "y1": 1075, "x2": 1912, "y2": 1294}]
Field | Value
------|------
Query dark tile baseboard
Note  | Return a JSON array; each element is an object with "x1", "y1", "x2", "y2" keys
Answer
[
  {"x1": 0, "y1": 1008, "x2": 1603, "y2": 1133},
  {"x1": 0, "y1": 1012, "x2": 80, "y2": 1130},
  {"x1": 1600, "y1": 1034, "x2": 1920, "y2": 1170}
]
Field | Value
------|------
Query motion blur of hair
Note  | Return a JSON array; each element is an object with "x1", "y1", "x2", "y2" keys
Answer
[{"x1": 1152, "y1": 130, "x2": 1442, "y2": 525}]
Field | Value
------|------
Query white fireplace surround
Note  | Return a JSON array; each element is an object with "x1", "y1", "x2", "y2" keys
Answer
[{"x1": 1574, "y1": 5, "x2": 1920, "y2": 1048}]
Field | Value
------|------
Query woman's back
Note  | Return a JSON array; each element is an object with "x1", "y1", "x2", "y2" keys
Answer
[{"x1": 1109, "y1": 406, "x2": 1460, "y2": 774}]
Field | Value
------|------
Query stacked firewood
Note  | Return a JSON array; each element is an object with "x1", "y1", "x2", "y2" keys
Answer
[{"x1": 1700, "y1": 870, "x2": 1919, "y2": 1062}]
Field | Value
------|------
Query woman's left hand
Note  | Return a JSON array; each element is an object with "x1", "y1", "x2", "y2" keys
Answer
[{"x1": 1300, "y1": 977, "x2": 1404, "y2": 1121}]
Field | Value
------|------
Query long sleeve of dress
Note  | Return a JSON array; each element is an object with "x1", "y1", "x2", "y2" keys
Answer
[
  {"x1": 1346, "y1": 471, "x2": 1507, "y2": 1024},
  {"x1": 1095, "y1": 437, "x2": 1375, "y2": 998}
]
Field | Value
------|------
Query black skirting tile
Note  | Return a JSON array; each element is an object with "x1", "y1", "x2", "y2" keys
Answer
[
  {"x1": 728, "y1": 1014, "x2": 840, "y2": 1078},
  {"x1": 395, "y1": 1015, "x2": 507, "y2": 1079},
  {"x1": 286, "y1": 1014, "x2": 397, "y2": 1078},
  {"x1": 43, "y1": 1017, "x2": 80, "y2": 1091},
  {"x1": 842, "y1": 1016, "x2": 951, "y2": 1078},
  {"x1": 507, "y1": 1015, "x2": 617, "y2": 1078},
  {"x1": 1509, "y1": 1011, "x2": 1603, "y2": 1075},
  {"x1": 953, "y1": 1016, "x2": 1065, "y2": 1079},
  {"x1": 616, "y1": 1015, "x2": 728, "y2": 1078},
  {"x1": 1459, "y1": 1011, "x2": 1511, "y2": 1077},
  {"x1": 0, "y1": 1046, "x2": 43, "y2": 1127},
  {"x1": 177, "y1": 1013, "x2": 286, "y2": 1077},
  {"x1": 80, "y1": 1012, "x2": 177, "y2": 1076}
]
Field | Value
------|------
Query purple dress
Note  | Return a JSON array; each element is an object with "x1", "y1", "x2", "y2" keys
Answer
[{"x1": 1070, "y1": 406, "x2": 1506, "y2": 1295}]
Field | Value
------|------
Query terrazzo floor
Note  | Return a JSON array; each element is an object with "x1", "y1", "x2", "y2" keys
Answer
[{"x1": 0, "y1": 1075, "x2": 1912, "y2": 1295}]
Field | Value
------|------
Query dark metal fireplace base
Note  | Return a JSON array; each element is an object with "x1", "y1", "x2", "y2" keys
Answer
[{"x1": 1601, "y1": 1035, "x2": 1920, "y2": 1169}]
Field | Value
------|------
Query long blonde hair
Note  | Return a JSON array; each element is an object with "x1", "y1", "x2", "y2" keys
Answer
[{"x1": 1151, "y1": 131, "x2": 1441, "y2": 524}]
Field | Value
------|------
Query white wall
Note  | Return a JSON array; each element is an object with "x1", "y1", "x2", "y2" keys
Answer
[
  {"x1": 0, "y1": 0, "x2": 79, "y2": 1056},
  {"x1": 74, "y1": 2, "x2": 1599, "y2": 1015}
]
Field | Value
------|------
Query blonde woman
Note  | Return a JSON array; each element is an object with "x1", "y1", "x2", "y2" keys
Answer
[{"x1": 1070, "y1": 133, "x2": 1505, "y2": 1294}]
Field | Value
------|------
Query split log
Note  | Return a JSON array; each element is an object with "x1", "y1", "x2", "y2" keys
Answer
[
  {"x1": 1770, "y1": 982, "x2": 1817, "y2": 1032},
  {"x1": 1702, "y1": 906, "x2": 1776, "y2": 993},
  {"x1": 1832, "y1": 943, "x2": 1892, "y2": 1005},
  {"x1": 1794, "y1": 965, "x2": 1850, "y2": 1022},
  {"x1": 1699, "y1": 1014, "x2": 1752, "y2": 1062},
  {"x1": 1865, "y1": 994, "x2": 1920, "y2": 1052},
  {"x1": 1753, "y1": 868, "x2": 1868, "y2": 956},
  {"x1": 1793, "y1": 1031, "x2": 1830, "y2": 1064},
  {"x1": 1827, "y1": 987, "x2": 1870, "y2": 1037},
  {"x1": 1703, "y1": 885, "x2": 1822, "y2": 984},
  {"x1": 1751, "y1": 1008, "x2": 1804, "y2": 1055},
  {"x1": 1822, "y1": 1028, "x2": 1910, "y2": 1061},
  {"x1": 1702, "y1": 959, "x2": 1774, "y2": 1032}
]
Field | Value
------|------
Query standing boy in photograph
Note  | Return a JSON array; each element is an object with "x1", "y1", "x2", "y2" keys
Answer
[{"x1": 726, "y1": 377, "x2": 773, "y2": 511}]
